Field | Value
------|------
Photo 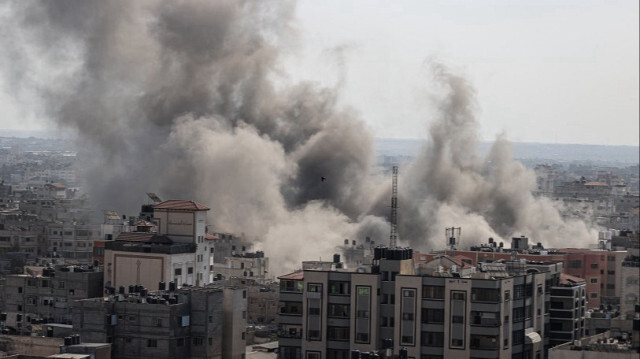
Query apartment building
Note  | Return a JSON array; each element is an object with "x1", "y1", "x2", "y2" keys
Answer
[
  {"x1": 278, "y1": 247, "x2": 567, "y2": 359},
  {"x1": 103, "y1": 199, "x2": 214, "y2": 289},
  {"x1": 1, "y1": 265, "x2": 103, "y2": 331},
  {"x1": 430, "y1": 236, "x2": 632, "y2": 309},
  {"x1": 72, "y1": 285, "x2": 246, "y2": 359},
  {"x1": 548, "y1": 274, "x2": 587, "y2": 348}
]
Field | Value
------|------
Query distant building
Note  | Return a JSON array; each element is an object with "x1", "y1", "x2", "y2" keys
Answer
[
  {"x1": 73, "y1": 285, "x2": 246, "y2": 359},
  {"x1": 1, "y1": 264, "x2": 103, "y2": 331}
]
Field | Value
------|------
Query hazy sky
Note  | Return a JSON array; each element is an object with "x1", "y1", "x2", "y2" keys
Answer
[
  {"x1": 286, "y1": 0, "x2": 639, "y2": 146},
  {"x1": 1, "y1": 0, "x2": 638, "y2": 146}
]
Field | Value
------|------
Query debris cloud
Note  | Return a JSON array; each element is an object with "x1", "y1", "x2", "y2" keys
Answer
[{"x1": 1, "y1": 1, "x2": 597, "y2": 275}]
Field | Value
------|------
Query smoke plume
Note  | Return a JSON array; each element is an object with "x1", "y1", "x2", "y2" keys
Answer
[{"x1": 1, "y1": 1, "x2": 597, "y2": 275}]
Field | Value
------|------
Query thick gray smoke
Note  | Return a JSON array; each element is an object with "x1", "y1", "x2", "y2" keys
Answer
[
  {"x1": 1, "y1": 1, "x2": 597, "y2": 275},
  {"x1": 394, "y1": 63, "x2": 598, "y2": 249}
]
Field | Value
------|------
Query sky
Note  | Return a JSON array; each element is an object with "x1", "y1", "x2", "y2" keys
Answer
[
  {"x1": 0, "y1": 0, "x2": 638, "y2": 146},
  {"x1": 285, "y1": 0, "x2": 639, "y2": 146}
]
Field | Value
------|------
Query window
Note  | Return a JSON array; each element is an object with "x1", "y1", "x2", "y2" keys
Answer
[
  {"x1": 308, "y1": 307, "x2": 320, "y2": 316},
  {"x1": 452, "y1": 315, "x2": 464, "y2": 324},
  {"x1": 421, "y1": 331, "x2": 444, "y2": 347},
  {"x1": 358, "y1": 287, "x2": 370, "y2": 295},
  {"x1": 504, "y1": 290, "x2": 510, "y2": 301},
  {"x1": 471, "y1": 288, "x2": 500, "y2": 302},
  {"x1": 18, "y1": 287, "x2": 22, "y2": 293},
  {"x1": 403, "y1": 289, "x2": 415, "y2": 297},
  {"x1": 307, "y1": 330, "x2": 320, "y2": 340},
  {"x1": 421, "y1": 308, "x2": 444, "y2": 324},
  {"x1": 188, "y1": 267, "x2": 193, "y2": 274},
  {"x1": 590, "y1": 278, "x2": 598, "y2": 283},
  {"x1": 327, "y1": 326, "x2": 350, "y2": 341},
  {"x1": 356, "y1": 333, "x2": 369, "y2": 342},
  {"x1": 193, "y1": 337, "x2": 204, "y2": 345},
  {"x1": 590, "y1": 292, "x2": 598, "y2": 298},
  {"x1": 328, "y1": 303, "x2": 349, "y2": 317},
  {"x1": 423, "y1": 285, "x2": 445, "y2": 299},
  {"x1": 147, "y1": 339, "x2": 157, "y2": 347},
  {"x1": 514, "y1": 285, "x2": 524, "y2": 299},
  {"x1": 153, "y1": 318, "x2": 162, "y2": 327},
  {"x1": 329, "y1": 281, "x2": 350, "y2": 295},
  {"x1": 307, "y1": 352, "x2": 321, "y2": 359},
  {"x1": 308, "y1": 284, "x2": 322, "y2": 292},
  {"x1": 402, "y1": 313, "x2": 414, "y2": 320},
  {"x1": 69, "y1": 289, "x2": 75, "y2": 296},
  {"x1": 590, "y1": 263, "x2": 598, "y2": 269},
  {"x1": 568, "y1": 260, "x2": 582, "y2": 268},
  {"x1": 451, "y1": 291, "x2": 466, "y2": 301},
  {"x1": 174, "y1": 268, "x2": 182, "y2": 276}
]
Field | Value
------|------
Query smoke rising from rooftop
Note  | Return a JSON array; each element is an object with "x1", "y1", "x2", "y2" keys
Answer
[{"x1": 1, "y1": 1, "x2": 597, "y2": 274}]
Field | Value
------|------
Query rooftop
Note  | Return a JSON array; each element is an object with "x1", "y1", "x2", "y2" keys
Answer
[{"x1": 153, "y1": 199, "x2": 209, "y2": 211}]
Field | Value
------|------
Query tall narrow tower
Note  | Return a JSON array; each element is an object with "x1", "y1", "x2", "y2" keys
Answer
[{"x1": 389, "y1": 166, "x2": 399, "y2": 248}]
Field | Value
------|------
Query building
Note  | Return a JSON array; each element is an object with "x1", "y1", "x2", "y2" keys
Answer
[
  {"x1": 72, "y1": 285, "x2": 246, "y2": 359},
  {"x1": 548, "y1": 274, "x2": 587, "y2": 348},
  {"x1": 1, "y1": 264, "x2": 103, "y2": 331},
  {"x1": 439, "y1": 236, "x2": 632, "y2": 309},
  {"x1": 215, "y1": 251, "x2": 270, "y2": 283},
  {"x1": 620, "y1": 238, "x2": 639, "y2": 318},
  {"x1": 548, "y1": 331, "x2": 639, "y2": 359},
  {"x1": 103, "y1": 199, "x2": 214, "y2": 290},
  {"x1": 278, "y1": 247, "x2": 565, "y2": 359}
]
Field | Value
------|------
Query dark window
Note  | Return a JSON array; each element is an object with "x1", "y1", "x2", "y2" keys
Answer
[
  {"x1": 328, "y1": 281, "x2": 350, "y2": 295},
  {"x1": 471, "y1": 288, "x2": 500, "y2": 302},
  {"x1": 590, "y1": 263, "x2": 598, "y2": 269},
  {"x1": 327, "y1": 326, "x2": 349, "y2": 341},
  {"x1": 421, "y1": 331, "x2": 444, "y2": 347},
  {"x1": 147, "y1": 339, "x2": 157, "y2": 347},
  {"x1": 568, "y1": 260, "x2": 582, "y2": 268},
  {"x1": 188, "y1": 267, "x2": 193, "y2": 274},
  {"x1": 452, "y1": 315, "x2": 464, "y2": 324},
  {"x1": 422, "y1": 285, "x2": 445, "y2": 299},
  {"x1": 174, "y1": 268, "x2": 182, "y2": 276},
  {"x1": 421, "y1": 308, "x2": 444, "y2": 324},
  {"x1": 328, "y1": 303, "x2": 349, "y2": 317}
]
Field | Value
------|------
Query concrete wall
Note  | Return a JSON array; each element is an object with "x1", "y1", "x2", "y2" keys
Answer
[
  {"x1": 0, "y1": 335, "x2": 62, "y2": 357},
  {"x1": 223, "y1": 287, "x2": 247, "y2": 359}
]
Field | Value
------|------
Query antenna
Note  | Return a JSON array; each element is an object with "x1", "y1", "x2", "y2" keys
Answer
[
  {"x1": 389, "y1": 166, "x2": 399, "y2": 248},
  {"x1": 445, "y1": 227, "x2": 461, "y2": 255}
]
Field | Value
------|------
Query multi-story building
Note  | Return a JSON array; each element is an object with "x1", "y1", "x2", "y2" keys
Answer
[
  {"x1": 72, "y1": 285, "x2": 246, "y2": 359},
  {"x1": 46, "y1": 222, "x2": 99, "y2": 263},
  {"x1": 1, "y1": 264, "x2": 103, "y2": 331},
  {"x1": 548, "y1": 274, "x2": 587, "y2": 348},
  {"x1": 430, "y1": 236, "x2": 631, "y2": 309},
  {"x1": 103, "y1": 199, "x2": 214, "y2": 290},
  {"x1": 278, "y1": 247, "x2": 565, "y2": 359},
  {"x1": 620, "y1": 238, "x2": 639, "y2": 318},
  {"x1": 215, "y1": 251, "x2": 270, "y2": 284}
]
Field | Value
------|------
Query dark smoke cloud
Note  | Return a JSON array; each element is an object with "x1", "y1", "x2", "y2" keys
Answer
[{"x1": 1, "y1": 1, "x2": 597, "y2": 274}]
